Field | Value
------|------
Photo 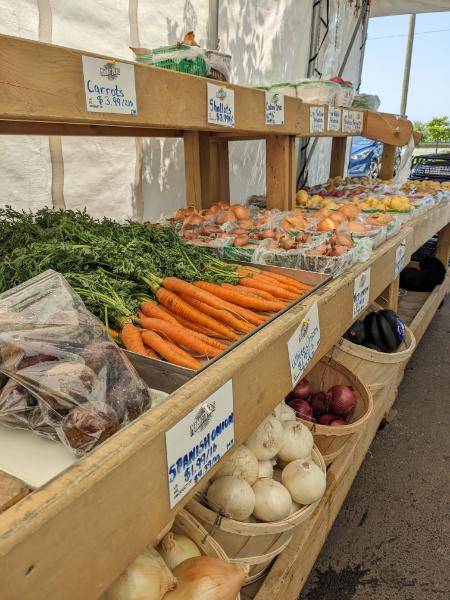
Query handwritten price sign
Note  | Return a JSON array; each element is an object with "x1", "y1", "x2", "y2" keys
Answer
[
  {"x1": 82, "y1": 56, "x2": 137, "y2": 114},
  {"x1": 287, "y1": 303, "x2": 321, "y2": 386},
  {"x1": 207, "y1": 83, "x2": 235, "y2": 127},
  {"x1": 353, "y1": 268, "x2": 371, "y2": 318},
  {"x1": 265, "y1": 91, "x2": 285, "y2": 125}
]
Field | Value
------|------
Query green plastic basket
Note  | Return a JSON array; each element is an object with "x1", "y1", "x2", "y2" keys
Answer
[{"x1": 151, "y1": 44, "x2": 207, "y2": 76}]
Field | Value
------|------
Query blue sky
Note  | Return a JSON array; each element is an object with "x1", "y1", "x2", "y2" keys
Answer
[{"x1": 360, "y1": 11, "x2": 450, "y2": 122}]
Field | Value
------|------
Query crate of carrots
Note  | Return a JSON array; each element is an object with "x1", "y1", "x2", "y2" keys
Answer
[{"x1": 0, "y1": 208, "x2": 325, "y2": 373}]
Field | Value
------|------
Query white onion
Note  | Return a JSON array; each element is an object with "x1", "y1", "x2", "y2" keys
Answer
[
  {"x1": 289, "y1": 500, "x2": 301, "y2": 515},
  {"x1": 207, "y1": 475, "x2": 255, "y2": 521},
  {"x1": 273, "y1": 401, "x2": 296, "y2": 421},
  {"x1": 252, "y1": 478, "x2": 292, "y2": 522},
  {"x1": 104, "y1": 548, "x2": 177, "y2": 600},
  {"x1": 245, "y1": 415, "x2": 284, "y2": 460},
  {"x1": 277, "y1": 420, "x2": 314, "y2": 463},
  {"x1": 212, "y1": 445, "x2": 259, "y2": 485},
  {"x1": 257, "y1": 459, "x2": 274, "y2": 479},
  {"x1": 158, "y1": 532, "x2": 201, "y2": 571},
  {"x1": 281, "y1": 459, "x2": 326, "y2": 505}
]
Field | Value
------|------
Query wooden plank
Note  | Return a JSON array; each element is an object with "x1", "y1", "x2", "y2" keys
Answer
[
  {"x1": 183, "y1": 131, "x2": 203, "y2": 210},
  {"x1": 329, "y1": 137, "x2": 347, "y2": 178},
  {"x1": 288, "y1": 136, "x2": 297, "y2": 210},
  {"x1": 364, "y1": 111, "x2": 413, "y2": 146},
  {"x1": 0, "y1": 35, "x2": 379, "y2": 141},
  {"x1": 0, "y1": 472, "x2": 30, "y2": 515},
  {"x1": 384, "y1": 276, "x2": 400, "y2": 311},
  {"x1": 409, "y1": 203, "x2": 450, "y2": 251},
  {"x1": 435, "y1": 222, "x2": 450, "y2": 269},
  {"x1": 379, "y1": 143, "x2": 397, "y2": 180},
  {"x1": 413, "y1": 131, "x2": 423, "y2": 145},
  {"x1": 0, "y1": 120, "x2": 182, "y2": 137},
  {"x1": 266, "y1": 135, "x2": 290, "y2": 210}
]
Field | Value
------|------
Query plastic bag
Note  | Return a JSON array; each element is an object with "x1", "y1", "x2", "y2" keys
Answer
[{"x1": 0, "y1": 270, "x2": 152, "y2": 457}]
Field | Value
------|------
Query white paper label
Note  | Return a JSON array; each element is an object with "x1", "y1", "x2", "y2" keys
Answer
[
  {"x1": 165, "y1": 381, "x2": 234, "y2": 508},
  {"x1": 328, "y1": 107, "x2": 341, "y2": 132},
  {"x1": 395, "y1": 241, "x2": 406, "y2": 276},
  {"x1": 82, "y1": 56, "x2": 137, "y2": 114},
  {"x1": 207, "y1": 83, "x2": 235, "y2": 127},
  {"x1": 310, "y1": 106, "x2": 325, "y2": 133},
  {"x1": 342, "y1": 110, "x2": 363, "y2": 134},
  {"x1": 353, "y1": 268, "x2": 371, "y2": 318},
  {"x1": 287, "y1": 302, "x2": 321, "y2": 387},
  {"x1": 265, "y1": 91, "x2": 285, "y2": 125}
]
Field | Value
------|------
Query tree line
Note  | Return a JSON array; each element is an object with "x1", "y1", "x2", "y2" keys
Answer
[{"x1": 413, "y1": 116, "x2": 450, "y2": 151}]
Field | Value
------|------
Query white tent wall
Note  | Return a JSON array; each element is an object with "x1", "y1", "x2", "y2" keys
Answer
[{"x1": 0, "y1": 0, "x2": 366, "y2": 218}]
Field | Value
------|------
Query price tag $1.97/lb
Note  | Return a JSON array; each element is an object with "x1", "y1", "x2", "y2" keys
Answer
[
  {"x1": 165, "y1": 380, "x2": 234, "y2": 509},
  {"x1": 287, "y1": 302, "x2": 321, "y2": 387}
]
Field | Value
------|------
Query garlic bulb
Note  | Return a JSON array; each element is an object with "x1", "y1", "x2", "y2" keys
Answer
[
  {"x1": 273, "y1": 402, "x2": 296, "y2": 421},
  {"x1": 103, "y1": 548, "x2": 177, "y2": 600},
  {"x1": 158, "y1": 532, "x2": 201, "y2": 571},
  {"x1": 164, "y1": 556, "x2": 248, "y2": 600},
  {"x1": 212, "y1": 445, "x2": 259, "y2": 485},
  {"x1": 257, "y1": 459, "x2": 274, "y2": 479},
  {"x1": 277, "y1": 420, "x2": 314, "y2": 463},
  {"x1": 207, "y1": 475, "x2": 255, "y2": 521},
  {"x1": 282, "y1": 459, "x2": 326, "y2": 505},
  {"x1": 245, "y1": 415, "x2": 284, "y2": 460},
  {"x1": 252, "y1": 478, "x2": 292, "y2": 522}
]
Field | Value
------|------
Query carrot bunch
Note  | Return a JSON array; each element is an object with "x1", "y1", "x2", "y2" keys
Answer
[{"x1": 120, "y1": 270, "x2": 311, "y2": 370}]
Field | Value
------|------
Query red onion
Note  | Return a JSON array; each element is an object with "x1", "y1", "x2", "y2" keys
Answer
[
  {"x1": 288, "y1": 398, "x2": 313, "y2": 421},
  {"x1": 291, "y1": 379, "x2": 312, "y2": 400},
  {"x1": 327, "y1": 385, "x2": 357, "y2": 416},
  {"x1": 330, "y1": 418, "x2": 348, "y2": 427},
  {"x1": 310, "y1": 392, "x2": 329, "y2": 418}
]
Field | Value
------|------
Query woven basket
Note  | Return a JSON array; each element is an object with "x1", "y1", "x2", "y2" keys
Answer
[
  {"x1": 187, "y1": 447, "x2": 325, "y2": 584},
  {"x1": 297, "y1": 357, "x2": 373, "y2": 466}
]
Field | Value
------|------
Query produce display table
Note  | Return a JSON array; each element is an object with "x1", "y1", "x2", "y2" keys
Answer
[{"x1": 0, "y1": 34, "x2": 449, "y2": 600}]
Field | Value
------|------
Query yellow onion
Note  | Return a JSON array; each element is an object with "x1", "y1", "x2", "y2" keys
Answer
[
  {"x1": 347, "y1": 220, "x2": 366, "y2": 234},
  {"x1": 164, "y1": 556, "x2": 248, "y2": 600},
  {"x1": 233, "y1": 234, "x2": 249, "y2": 247},
  {"x1": 317, "y1": 218, "x2": 336, "y2": 232},
  {"x1": 338, "y1": 204, "x2": 360, "y2": 219},
  {"x1": 334, "y1": 232, "x2": 353, "y2": 248},
  {"x1": 238, "y1": 218, "x2": 254, "y2": 229},
  {"x1": 183, "y1": 214, "x2": 203, "y2": 228},
  {"x1": 316, "y1": 207, "x2": 332, "y2": 219},
  {"x1": 231, "y1": 204, "x2": 249, "y2": 220},
  {"x1": 329, "y1": 212, "x2": 346, "y2": 225},
  {"x1": 216, "y1": 210, "x2": 237, "y2": 225}
]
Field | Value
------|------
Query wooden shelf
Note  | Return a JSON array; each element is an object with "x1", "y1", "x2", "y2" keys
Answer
[
  {"x1": 0, "y1": 34, "x2": 412, "y2": 145},
  {"x1": 0, "y1": 31, "x2": 447, "y2": 600}
]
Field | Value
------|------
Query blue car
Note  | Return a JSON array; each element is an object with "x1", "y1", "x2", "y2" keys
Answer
[{"x1": 348, "y1": 136, "x2": 400, "y2": 179}]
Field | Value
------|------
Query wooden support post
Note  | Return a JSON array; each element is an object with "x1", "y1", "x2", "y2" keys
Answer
[
  {"x1": 217, "y1": 141, "x2": 230, "y2": 203},
  {"x1": 380, "y1": 143, "x2": 397, "y2": 180},
  {"x1": 0, "y1": 471, "x2": 30, "y2": 514},
  {"x1": 288, "y1": 136, "x2": 297, "y2": 209},
  {"x1": 329, "y1": 137, "x2": 348, "y2": 179},
  {"x1": 266, "y1": 135, "x2": 291, "y2": 210},
  {"x1": 183, "y1": 133, "x2": 230, "y2": 209},
  {"x1": 381, "y1": 276, "x2": 400, "y2": 311},
  {"x1": 183, "y1": 131, "x2": 203, "y2": 211},
  {"x1": 435, "y1": 222, "x2": 450, "y2": 270}
]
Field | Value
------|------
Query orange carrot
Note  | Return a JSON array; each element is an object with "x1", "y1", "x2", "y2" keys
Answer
[
  {"x1": 141, "y1": 331, "x2": 201, "y2": 370},
  {"x1": 157, "y1": 306, "x2": 221, "y2": 337},
  {"x1": 155, "y1": 288, "x2": 239, "y2": 340},
  {"x1": 140, "y1": 301, "x2": 179, "y2": 324},
  {"x1": 238, "y1": 267, "x2": 306, "y2": 290},
  {"x1": 194, "y1": 281, "x2": 285, "y2": 312},
  {"x1": 180, "y1": 294, "x2": 254, "y2": 333},
  {"x1": 144, "y1": 346, "x2": 159, "y2": 359},
  {"x1": 139, "y1": 316, "x2": 227, "y2": 351},
  {"x1": 140, "y1": 317, "x2": 222, "y2": 357},
  {"x1": 106, "y1": 327, "x2": 119, "y2": 339},
  {"x1": 121, "y1": 323, "x2": 147, "y2": 355},
  {"x1": 162, "y1": 277, "x2": 231, "y2": 311},
  {"x1": 223, "y1": 283, "x2": 283, "y2": 302},
  {"x1": 239, "y1": 277, "x2": 298, "y2": 300}
]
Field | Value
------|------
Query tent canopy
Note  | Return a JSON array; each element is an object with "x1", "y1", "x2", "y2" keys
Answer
[{"x1": 371, "y1": 0, "x2": 450, "y2": 17}]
